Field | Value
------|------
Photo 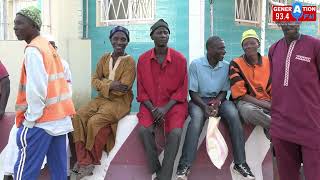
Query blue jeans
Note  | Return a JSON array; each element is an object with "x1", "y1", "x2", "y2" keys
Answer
[{"x1": 178, "y1": 99, "x2": 246, "y2": 168}]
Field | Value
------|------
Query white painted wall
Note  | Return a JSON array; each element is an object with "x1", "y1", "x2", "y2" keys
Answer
[
  {"x1": 0, "y1": 39, "x2": 91, "y2": 112},
  {"x1": 67, "y1": 39, "x2": 92, "y2": 109},
  {"x1": 49, "y1": 0, "x2": 84, "y2": 59},
  {"x1": 0, "y1": 0, "x2": 91, "y2": 112},
  {"x1": 189, "y1": 0, "x2": 205, "y2": 63},
  {"x1": 0, "y1": 41, "x2": 25, "y2": 112}
]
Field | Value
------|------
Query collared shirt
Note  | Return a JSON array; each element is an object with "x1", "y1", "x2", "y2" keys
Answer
[
  {"x1": 137, "y1": 48, "x2": 188, "y2": 132},
  {"x1": 22, "y1": 47, "x2": 73, "y2": 136},
  {"x1": 189, "y1": 56, "x2": 230, "y2": 98},
  {"x1": 269, "y1": 34, "x2": 320, "y2": 148}
]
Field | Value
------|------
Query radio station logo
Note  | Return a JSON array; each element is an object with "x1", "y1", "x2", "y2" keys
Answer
[{"x1": 272, "y1": 2, "x2": 317, "y2": 22}]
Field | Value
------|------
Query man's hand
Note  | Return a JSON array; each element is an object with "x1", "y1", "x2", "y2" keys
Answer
[
  {"x1": 241, "y1": 95, "x2": 271, "y2": 111},
  {"x1": 208, "y1": 99, "x2": 221, "y2": 109},
  {"x1": 207, "y1": 99, "x2": 220, "y2": 117},
  {"x1": 151, "y1": 107, "x2": 161, "y2": 123},
  {"x1": 203, "y1": 105, "x2": 217, "y2": 119},
  {"x1": 110, "y1": 81, "x2": 128, "y2": 93},
  {"x1": 211, "y1": 105, "x2": 219, "y2": 117},
  {"x1": 260, "y1": 100, "x2": 271, "y2": 111},
  {"x1": 152, "y1": 106, "x2": 169, "y2": 125}
]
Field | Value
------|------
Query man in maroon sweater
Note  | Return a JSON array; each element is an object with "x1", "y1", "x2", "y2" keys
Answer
[{"x1": 269, "y1": 22, "x2": 320, "y2": 180}]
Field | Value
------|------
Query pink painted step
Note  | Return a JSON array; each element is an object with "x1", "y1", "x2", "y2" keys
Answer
[
  {"x1": 0, "y1": 113, "x2": 49, "y2": 180},
  {"x1": 1, "y1": 113, "x2": 274, "y2": 180},
  {"x1": 106, "y1": 122, "x2": 273, "y2": 180}
]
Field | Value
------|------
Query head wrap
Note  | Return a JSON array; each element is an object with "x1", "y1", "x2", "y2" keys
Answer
[
  {"x1": 17, "y1": 6, "x2": 42, "y2": 30},
  {"x1": 150, "y1": 19, "x2": 170, "y2": 36},
  {"x1": 241, "y1": 29, "x2": 260, "y2": 45},
  {"x1": 109, "y1": 26, "x2": 130, "y2": 42}
]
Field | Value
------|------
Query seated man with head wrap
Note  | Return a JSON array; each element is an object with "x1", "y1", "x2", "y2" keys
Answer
[{"x1": 71, "y1": 26, "x2": 136, "y2": 178}]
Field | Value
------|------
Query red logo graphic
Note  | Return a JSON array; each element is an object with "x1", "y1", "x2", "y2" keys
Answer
[{"x1": 272, "y1": 5, "x2": 317, "y2": 22}]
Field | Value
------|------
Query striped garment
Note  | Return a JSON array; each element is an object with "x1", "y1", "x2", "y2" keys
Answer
[{"x1": 229, "y1": 54, "x2": 271, "y2": 101}]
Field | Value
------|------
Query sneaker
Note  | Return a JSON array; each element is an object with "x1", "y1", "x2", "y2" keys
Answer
[
  {"x1": 152, "y1": 172, "x2": 158, "y2": 180},
  {"x1": 176, "y1": 166, "x2": 190, "y2": 180},
  {"x1": 233, "y1": 163, "x2": 255, "y2": 179}
]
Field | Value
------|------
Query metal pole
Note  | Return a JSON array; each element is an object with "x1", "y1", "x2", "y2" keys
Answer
[
  {"x1": 209, "y1": 0, "x2": 213, "y2": 36},
  {"x1": 260, "y1": 0, "x2": 267, "y2": 56},
  {"x1": 3, "y1": 0, "x2": 7, "y2": 40},
  {"x1": 86, "y1": 0, "x2": 89, "y2": 38},
  {"x1": 49, "y1": 0, "x2": 52, "y2": 34}
]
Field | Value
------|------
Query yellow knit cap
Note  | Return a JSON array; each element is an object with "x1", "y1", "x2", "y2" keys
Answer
[{"x1": 241, "y1": 29, "x2": 259, "y2": 45}]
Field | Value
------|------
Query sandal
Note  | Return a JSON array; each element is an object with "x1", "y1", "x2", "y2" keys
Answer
[
  {"x1": 75, "y1": 164, "x2": 95, "y2": 179},
  {"x1": 71, "y1": 162, "x2": 80, "y2": 174}
]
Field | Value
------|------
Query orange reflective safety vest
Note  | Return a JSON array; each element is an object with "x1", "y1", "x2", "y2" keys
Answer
[{"x1": 15, "y1": 36, "x2": 76, "y2": 127}]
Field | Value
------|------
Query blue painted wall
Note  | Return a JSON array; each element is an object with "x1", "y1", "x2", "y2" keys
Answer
[
  {"x1": 87, "y1": 0, "x2": 189, "y2": 112},
  {"x1": 87, "y1": 0, "x2": 318, "y2": 112},
  {"x1": 204, "y1": 0, "x2": 319, "y2": 62}
]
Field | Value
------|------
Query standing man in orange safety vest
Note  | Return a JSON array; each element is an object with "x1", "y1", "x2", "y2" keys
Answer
[{"x1": 13, "y1": 6, "x2": 75, "y2": 180}]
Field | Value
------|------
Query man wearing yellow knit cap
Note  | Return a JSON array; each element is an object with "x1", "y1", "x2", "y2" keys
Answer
[{"x1": 229, "y1": 29, "x2": 271, "y2": 134}]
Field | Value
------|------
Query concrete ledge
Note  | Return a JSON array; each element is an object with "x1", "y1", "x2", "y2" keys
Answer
[{"x1": 0, "y1": 113, "x2": 273, "y2": 180}]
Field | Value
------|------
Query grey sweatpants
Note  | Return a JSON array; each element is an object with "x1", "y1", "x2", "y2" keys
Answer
[
  {"x1": 236, "y1": 100, "x2": 271, "y2": 129},
  {"x1": 139, "y1": 125, "x2": 182, "y2": 180}
]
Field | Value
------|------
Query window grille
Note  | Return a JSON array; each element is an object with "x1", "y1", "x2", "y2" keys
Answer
[
  {"x1": 268, "y1": 0, "x2": 288, "y2": 25},
  {"x1": 0, "y1": 0, "x2": 52, "y2": 40},
  {"x1": 235, "y1": 0, "x2": 261, "y2": 25},
  {"x1": 97, "y1": 0, "x2": 155, "y2": 26}
]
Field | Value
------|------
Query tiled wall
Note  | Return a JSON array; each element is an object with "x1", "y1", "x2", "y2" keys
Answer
[
  {"x1": 87, "y1": 0, "x2": 189, "y2": 111},
  {"x1": 204, "y1": 0, "x2": 319, "y2": 62}
]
